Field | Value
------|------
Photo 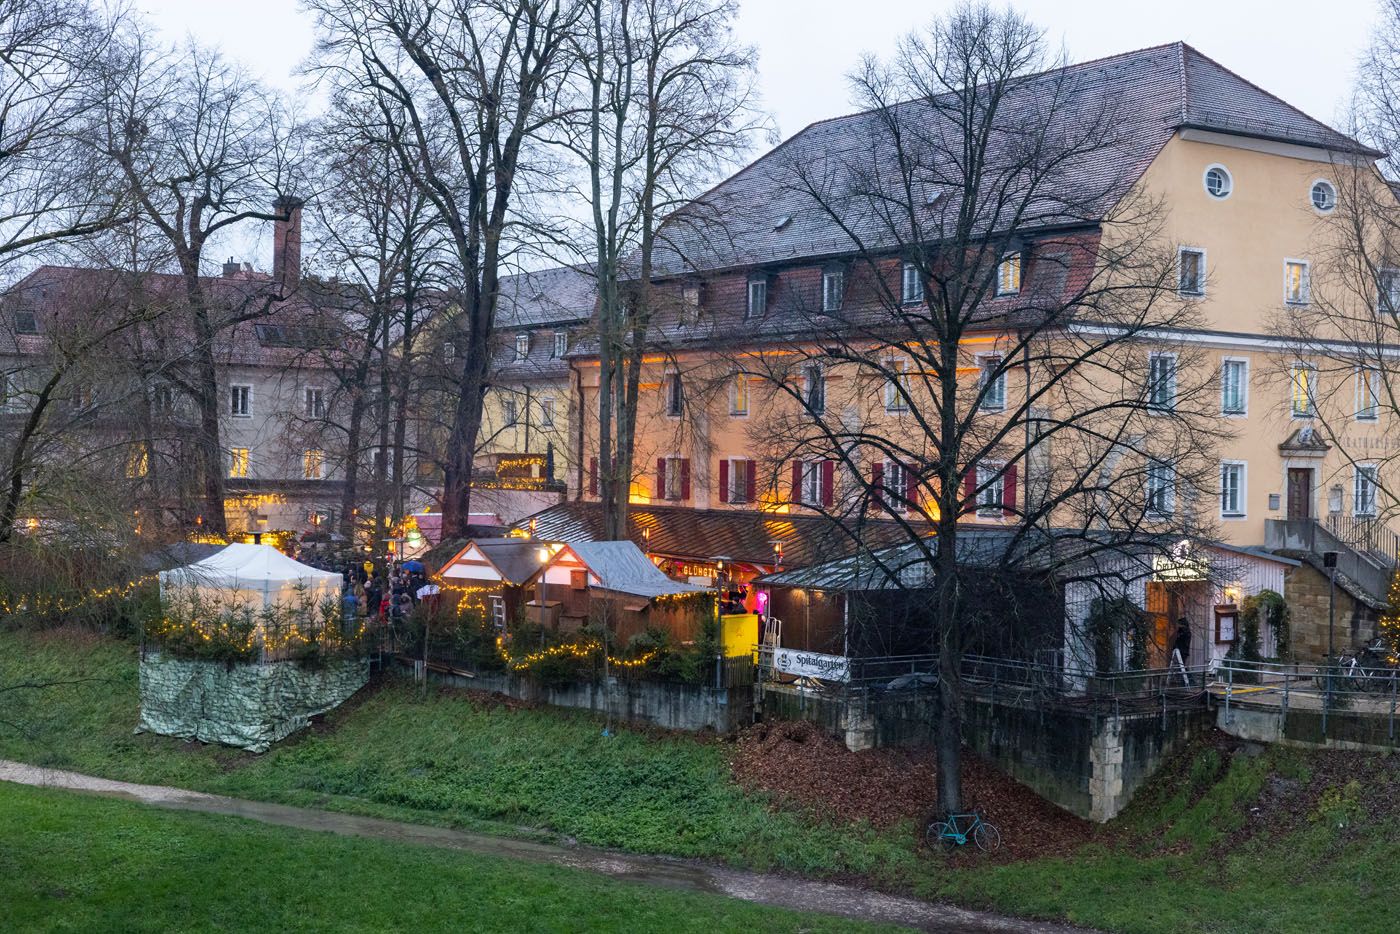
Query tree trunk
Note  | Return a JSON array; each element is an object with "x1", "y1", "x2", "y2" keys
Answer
[{"x1": 0, "y1": 370, "x2": 65, "y2": 544}]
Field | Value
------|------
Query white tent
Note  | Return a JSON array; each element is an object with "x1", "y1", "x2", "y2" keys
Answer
[{"x1": 159, "y1": 543, "x2": 342, "y2": 614}]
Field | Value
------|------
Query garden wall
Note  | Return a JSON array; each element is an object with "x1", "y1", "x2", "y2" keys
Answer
[{"x1": 138, "y1": 652, "x2": 369, "y2": 753}]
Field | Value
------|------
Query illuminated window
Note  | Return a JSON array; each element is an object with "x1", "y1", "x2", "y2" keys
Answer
[
  {"x1": 729, "y1": 373, "x2": 748, "y2": 416},
  {"x1": 1221, "y1": 359, "x2": 1247, "y2": 416},
  {"x1": 1356, "y1": 367, "x2": 1381, "y2": 421},
  {"x1": 230, "y1": 384, "x2": 252, "y2": 418},
  {"x1": 1178, "y1": 248, "x2": 1205, "y2": 296},
  {"x1": 822, "y1": 269, "x2": 845, "y2": 312},
  {"x1": 996, "y1": 253, "x2": 1021, "y2": 296},
  {"x1": 884, "y1": 359, "x2": 910, "y2": 412},
  {"x1": 901, "y1": 263, "x2": 923, "y2": 304},
  {"x1": 1284, "y1": 260, "x2": 1310, "y2": 305},
  {"x1": 228, "y1": 448, "x2": 249, "y2": 479},
  {"x1": 1290, "y1": 362, "x2": 1317, "y2": 417},
  {"x1": 303, "y1": 449, "x2": 324, "y2": 480},
  {"x1": 978, "y1": 355, "x2": 1006, "y2": 412},
  {"x1": 125, "y1": 444, "x2": 149, "y2": 479}
]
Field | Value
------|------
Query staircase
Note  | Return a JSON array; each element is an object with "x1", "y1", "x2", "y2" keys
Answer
[{"x1": 1264, "y1": 518, "x2": 1395, "y2": 604}]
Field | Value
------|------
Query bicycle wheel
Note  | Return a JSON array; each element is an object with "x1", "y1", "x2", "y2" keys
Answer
[
  {"x1": 973, "y1": 821, "x2": 1001, "y2": 853},
  {"x1": 926, "y1": 821, "x2": 957, "y2": 851}
]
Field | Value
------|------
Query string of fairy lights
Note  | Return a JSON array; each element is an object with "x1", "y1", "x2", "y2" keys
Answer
[
  {"x1": 145, "y1": 614, "x2": 368, "y2": 655},
  {"x1": 0, "y1": 573, "x2": 159, "y2": 617}
]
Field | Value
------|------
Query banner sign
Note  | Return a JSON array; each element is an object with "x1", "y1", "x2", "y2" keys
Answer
[{"x1": 774, "y1": 649, "x2": 850, "y2": 682}]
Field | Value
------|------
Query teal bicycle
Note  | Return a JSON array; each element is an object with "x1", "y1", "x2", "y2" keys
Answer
[{"x1": 926, "y1": 811, "x2": 1001, "y2": 852}]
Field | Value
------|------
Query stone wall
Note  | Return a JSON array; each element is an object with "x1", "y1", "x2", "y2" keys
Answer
[
  {"x1": 138, "y1": 652, "x2": 369, "y2": 753},
  {"x1": 1284, "y1": 562, "x2": 1377, "y2": 660}
]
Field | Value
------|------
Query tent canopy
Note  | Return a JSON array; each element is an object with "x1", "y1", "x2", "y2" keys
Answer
[{"x1": 159, "y1": 543, "x2": 341, "y2": 611}]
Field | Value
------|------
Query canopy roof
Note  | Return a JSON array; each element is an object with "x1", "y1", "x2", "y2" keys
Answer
[
  {"x1": 161, "y1": 543, "x2": 342, "y2": 589},
  {"x1": 556, "y1": 541, "x2": 706, "y2": 599}
]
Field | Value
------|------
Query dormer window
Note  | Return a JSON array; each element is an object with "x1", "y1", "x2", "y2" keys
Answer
[
  {"x1": 996, "y1": 253, "x2": 1021, "y2": 296},
  {"x1": 515, "y1": 333, "x2": 530, "y2": 361},
  {"x1": 682, "y1": 285, "x2": 701, "y2": 307},
  {"x1": 822, "y1": 268, "x2": 845, "y2": 312},
  {"x1": 553, "y1": 331, "x2": 568, "y2": 358},
  {"x1": 14, "y1": 310, "x2": 38, "y2": 335},
  {"x1": 901, "y1": 263, "x2": 923, "y2": 304},
  {"x1": 746, "y1": 277, "x2": 768, "y2": 319}
]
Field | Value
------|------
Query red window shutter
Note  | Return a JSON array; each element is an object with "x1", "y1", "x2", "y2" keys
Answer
[
  {"x1": 821, "y1": 460, "x2": 835, "y2": 507},
  {"x1": 656, "y1": 458, "x2": 666, "y2": 498},
  {"x1": 745, "y1": 460, "x2": 757, "y2": 504},
  {"x1": 871, "y1": 461, "x2": 885, "y2": 509},
  {"x1": 1003, "y1": 464, "x2": 1018, "y2": 517},
  {"x1": 905, "y1": 463, "x2": 918, "y2": 507},
  {"x1": 680, "y1": 459, "x2": 691, "y2": 500},
  {"x1": 791, "y1": 460, "x2": 803, "y2": 504},
  {"x1": 589, "y1": 457, "x2": 598, "y2": 496},
  {"x1": 963, "y1": 467, "x2": 977, "y2": 515},
  {"x1": 718, "y1": 459, "x2": 730, "y2": 503}
]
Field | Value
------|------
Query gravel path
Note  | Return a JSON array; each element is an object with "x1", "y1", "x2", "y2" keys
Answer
[{"x1": 0, "y1": 759, "x2": 1098, "y2": 933}]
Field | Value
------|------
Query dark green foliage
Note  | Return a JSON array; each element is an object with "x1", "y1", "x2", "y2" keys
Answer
[{"x1": 1086, "y1": 597, "x2": 1150, "y2": 674}]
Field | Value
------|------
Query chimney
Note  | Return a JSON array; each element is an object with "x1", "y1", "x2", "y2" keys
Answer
[
  {"x1": 272, "y1": 195, "x2": 304, "y2": 292},
  {"x1": 222, "y1": 256, "x2": 241, "y2": 278}
]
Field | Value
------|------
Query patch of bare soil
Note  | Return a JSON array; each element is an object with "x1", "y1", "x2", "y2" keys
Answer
[{"x1": 730, "y1": 719, "x2": 1096, "y2": 860}]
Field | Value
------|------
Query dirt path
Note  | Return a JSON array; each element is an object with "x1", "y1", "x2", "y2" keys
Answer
[{"x1": 0, "y1": 759, "x2": 1096, "y2": 933}]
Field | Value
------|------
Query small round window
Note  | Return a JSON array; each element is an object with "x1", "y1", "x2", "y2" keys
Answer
[
  {"x1": 1311, "y1": 179, "x2": 1337, "y2": 212},
  {"x1": 1204, "y1": 165, "x2": 1232, "y2": 199}
]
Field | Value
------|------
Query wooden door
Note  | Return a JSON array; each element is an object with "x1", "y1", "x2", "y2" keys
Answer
[
  {"x1": 1287, "y1": 468, "x2": 1313, "y2": 520},
  {"x1": 1145, "y1": 581, "x2": 1171, "y2": 668}
]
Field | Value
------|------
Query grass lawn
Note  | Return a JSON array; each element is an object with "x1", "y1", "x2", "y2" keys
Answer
[
  {"x1": 0, "y1": 782, "x2": 891, "y2": 933},
  {"x1": 4, "y1": 629, "x2": 1399, "y2": 933}
]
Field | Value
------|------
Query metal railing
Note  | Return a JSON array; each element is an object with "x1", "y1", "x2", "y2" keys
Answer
[
  {"x1": 1264, "y1": 518, "x2": 1392, "y2": 600},
  {"x1": 1216, "y1": 655, "x2": 1400, "y2": 745},
  {"x1": 1324, "y1": 514, "x2": 1400, "y2": 568}
]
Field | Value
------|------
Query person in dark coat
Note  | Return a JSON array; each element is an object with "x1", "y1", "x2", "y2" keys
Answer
[{"x1": 1172, "y1": 618, "x2": 1192, "y2": 666}]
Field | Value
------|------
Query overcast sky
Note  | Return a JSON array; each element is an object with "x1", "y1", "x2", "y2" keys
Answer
[{"x1": 133, "y1": 0, "x2": 1383, "y2": 267}]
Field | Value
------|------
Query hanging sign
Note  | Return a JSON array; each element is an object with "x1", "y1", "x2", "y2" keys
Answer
[
  {"x1": 774, "y1": 649, "x2": 850, "y2": 682},
  {"x1": 1153, "y1": 540, "x2": 1209, "y2": 582}
]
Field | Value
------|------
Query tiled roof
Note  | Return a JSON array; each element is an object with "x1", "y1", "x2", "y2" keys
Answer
[
  {"x1": 563, "y1": 541, "x2": 706, "y2": 598},
  {"x1": 650, "y1": 43, "x2": 1371, "y2": 279},
  {"x1": 489, "y1": 265, "x2": 596, "y2": 380},
  {"x1": 515, "y1": 500, "x2": 926, "y2": 570}
]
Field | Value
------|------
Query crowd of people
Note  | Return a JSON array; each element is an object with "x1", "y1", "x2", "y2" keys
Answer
[{"x1": 329, "y1": 558, "x2": 442, "y2": 623}]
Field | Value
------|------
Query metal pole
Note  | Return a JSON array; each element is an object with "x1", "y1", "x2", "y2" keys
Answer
[
  {"x1": 1390, "y1": 669, "x2": 1397, "y2": 743},
  {"x1": 1225, "y1": 663, "x2": 1232, "y2": 725},
  {"x1": 1327, "y1": 557, "x2": 1337, "y2": 719}
]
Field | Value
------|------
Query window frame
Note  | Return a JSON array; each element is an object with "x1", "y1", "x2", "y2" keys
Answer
[
  {"x1": 1220, "y1": 460, "x2": 1246, "y2": 519},
  {"x1": 1355, "y1": 463, "x2": 1379, "y2": 517},
  {"x1": 664, "y1": 372, "x2": 684, "y2": 417},
  {"x1": 1148, "y1": 351, "x2": 1178, "y2": 414},
  {"x1": 977, "y1": 354, "x2": 1006, "y2": 412},
  {"x1": 901, "y1": 262, "x2": 924, "y2": 305},
  {"x1": 746, "y1": 277, "x2": 768, "y2": 319},
  {"x1": 229, "y1": 384, "x2": 253, "y2": 418},
  {"x1": 729, "y1": 372, "x2": 749, "y2": 417},
  {"x1": 662, "y1": 455, "x2": 684, "y2": 500},
  {"x1": 822, "y1": 268, "x2": 845, "y2": 312},
  {"x1": 303, "y1": 448, "x2": 325, "y2": 481},
  {"x1": 1284, "y1": 258, "x2": 1311, "y2": 306},
  {"x1": 501, "y1": 396, "x2": 518, "y2": 427},
  {"x1": 802, "y1": 363, "x2": 826, "y2": 415},
  {"x1": 1203, "y1": 163, "x2": 1233, "y2": 200},
  {"x1": 883, "y1": 358, "x2": 910, "y2": 413},
  {"x1": 552, "y1": 331, "x2": 568, "y2": 358},
  {"x1": 995, "y1": 252, "x2": 1021, "y2": 296},
  {"x1": 727, "y1": 457, "x2": 750, "y2": 504},
  {"x1": 800, "y1": 461, "x2": 822, "y2": 506},
  {"x1": 14, "y1": 309, "x2": 38, "y2": 335},
  {"x1": 1290, "y1": 361, "x2": 1318, "y2": 418},
  {"x1": 884, "y1": 460, "x2": 908, "y2": 513},
  {"x1": 514, "y1": 332, "x2": 530, "y2": 362},
  {"x1": 303, "y1": 386, "x2": 325, "y2": 419},
  {"x1": 1220, "y1": 357, "x2": 1248, "y2": 417},
  {"x1": 1177, "y1": 246, "x2": 1206, "y2": 297},
  {"x1": 228, "y1": 447, "x2": 250, "y2": 479},
  {"x1": 1310, "y1": 178, "x2": 1337, "y2": 213},
  {"x1": 976, "y1": 462, "x2": 1006, "y2": 517},
  {"x1": 539, "y1": 396, "x2": 555, "y2": 428},
  {"x1": 1355, "y1": 366, "x2": 1381, "y2": 422},
  {"x1": 1378, "y1": 268, "x2": 1400, "y2": 315},
  {"x1": 1146, "y1": 459, "x2": 1177, "y2": 519}
]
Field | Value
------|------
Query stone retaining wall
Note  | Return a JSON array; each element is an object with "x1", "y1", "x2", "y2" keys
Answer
[{"x1": 138, "y1": 652, "x2": 369, "y2": 752}]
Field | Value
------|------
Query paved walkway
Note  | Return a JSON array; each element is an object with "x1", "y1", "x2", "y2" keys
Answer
[{"x1": 0, "y1": 760, "x2": 1093, "y2": 933}]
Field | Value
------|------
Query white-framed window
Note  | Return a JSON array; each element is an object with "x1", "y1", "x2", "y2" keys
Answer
[
  {"x1": 978, "y1": 354, "x2": 1006, "y2": 412},
  {"x1": 1311, "y1": 179, "x2": 1337, "y2": 213},
  {"x1": 746, "y1": 278, "x2": 767, "y2": 319},
  {"x1": 662, "y1": 455, "x2": 685, "y2": 500},
  {"x1": 1221, "y1": 358, "x2": 1248, "y2": 416},
  {"x1": 803, "y1": 364, "x2": 825, "y2": 415},
  {"x1": 800, "y1": 461, "x2": 822, "y2": 506},
  {"x1": 1178, "y1": 247, "x2": 1206, "y2": 296},
  {"x1": 822, "y1": 269, "x2": 844, "y2": 312},
  {"x1": 553, "y1": 331, "x2": 568, "y2": 358},
  {"x1": 884, "y1": 359, "x2": 910, "y2": 412},
  {"x1": 884, "y1": 460, "x2": 908, "y2": 512},
  {"x1": 996, "y1": 253, "x2": 1021, "y2": 296},
  {"x1": 303, "y1": 386, "x2": 324, "y2": 419},
  {"x1": 681, "y1": 284, "x2": 701, "y2": 308},
  {"x1": 1220, "y1": 460, "x2": 1246, "y2": 519},
  {"x1": 1290, "y1": 362, "x2": 1317, "y2": 417},
  {"x1": 901, "y1": 262, "x2": 923, "y2": 304},
  {"x1": 229, "y1": 384, "x2": 252, "y2": 418},
  {"x1": 303, "y1": 449, "x2": 325, "y2": 481},
  {"x1": 502, "y1": 397, "x2": 518, "y2": 427},
  {"x1": 1148, "y1": 352, "x2": 1177, "y2": 413},
  {"x1": 1284, "y1": 259, "x2": 1310, "y2": 305},
  {"x1": 665, "y1": 372, "x2": 684, "y2": 417},
  {"x1": 1356, "y1": 367, "x2": 1381, "y2": 422},
  {"x1": 976, "y1": 462, "x2": 1005, "y2": 517},
  {"x1": 1378, "y1": 268, "x2": 1400, "y2": 315},
  {"x1": 1203, "y1": 163, "x2": 1232, "y2": 199},
  {"x1": 444, "y1": 341, "x2": 457, "y2": 363},
  {"x1": 228, "y1": 448, "x2": 249, "y2": 479},
  {"x1": 540, "y1": 396, "x2": 555, "y2": 428},
  {"x1": 729, "y1": 372, "x2": 748, "y2": 416},
  {"x1": 726, "y1": 458, "x2": 750, "y2": 503},
  {"x1": 1146, "y1": 459, "x2": 1176, "y2": 518},
  {"x1": 515, "y1": 333, "x2": 530, "y2": 362},
  {"x1": 1355, "y1": 463, "x2": 1379, "y2": 517}
]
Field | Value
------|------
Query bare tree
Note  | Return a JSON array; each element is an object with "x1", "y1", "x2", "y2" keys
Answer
[
  {"x1": 308, "y1": 0, "x2": 581, "y2": 539},
  {"x1": 93, "y1": 36, "x2": 303, "y2": 536},
  {"x1": 558, "y1": 0, "x2": 759, "y2": 539},
  {"x1": 717, "y1": 5, "x2": 1220, "y2": 811}
]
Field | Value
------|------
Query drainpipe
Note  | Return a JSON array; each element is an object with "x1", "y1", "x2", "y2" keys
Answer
[{"x1": 569, "y1": 359, "x2": 585, "y2": 501}]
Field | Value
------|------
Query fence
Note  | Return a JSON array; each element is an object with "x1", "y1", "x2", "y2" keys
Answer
[
  {"x1": 1324, "y1": 514, "x2": 1400, "y2": 568},
  {"x1": 1217, "y1": 656, "x2": 1400, "y2": 747}
]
